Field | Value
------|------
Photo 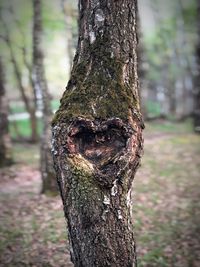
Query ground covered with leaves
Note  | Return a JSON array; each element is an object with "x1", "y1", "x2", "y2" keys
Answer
[{"x1": 0, "y1": 120, "x2": 200, "y2": 267}]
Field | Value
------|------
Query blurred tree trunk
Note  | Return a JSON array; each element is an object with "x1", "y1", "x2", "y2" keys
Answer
[
  {"x1": 172, "y1": 0, "x2": 194, "y2": 119},
  {"x1": 0, "y1": 57, "x2": 12, "y2": 167},
  {"x1": 0, "y1": 19, "x2": 38, "y2": 143},
  {"x1": 137, "y1": 15, "x2": 148, "y2": 120},
  {"x1": 61, "y1": 0, "x2": 77, "y2": 69},
  {"x1": 32, "y1": 0, "x2": 57, "y2": 193},
  {"x1": 9, "y1": 46, "x2": 38, "y2": 143},
  {"x1": 52, "y1": 0, "x2": 144, "y2": 266},
  {"x1": 194, "y1": 0, "x2": 200, "y2": 132}
]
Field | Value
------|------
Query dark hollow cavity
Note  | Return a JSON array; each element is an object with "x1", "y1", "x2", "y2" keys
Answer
[{"x1": 71, "y1": 127, "x2": 127, "y2": 166}]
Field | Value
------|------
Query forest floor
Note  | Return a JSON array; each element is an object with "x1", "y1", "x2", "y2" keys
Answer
[{"x1": 0, "y1": 120, "x2": 200, "y2": 267}]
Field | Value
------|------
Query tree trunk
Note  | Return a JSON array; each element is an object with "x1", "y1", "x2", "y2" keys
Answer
[
  {"x1": 52, "y1": 1, "x2": 144, "y2": 266},
  {"x1": 29, "y1": 107, "x2": 38, "y2": 143},
  {"x1": 0, "y1": 57, "x2": 12, "y2": 167},
  {"x1": 194, "y1": 0, "x2": 200, "y2": 133},
  {"x1": 61, "y1": 0, "x2": 77, "y2": 69},
  {"x1": 32, "y1": 0, "x2": 57, "y2": 193},
  {"x1": 10, "y1": 47, "x2": 38, "y2": 143},
  {"x1": 1, "y1": 21, "x2": 38, "y2": 143},
  {"x1": 137, "y1": 14, "x2": 148, "y2": 120}
]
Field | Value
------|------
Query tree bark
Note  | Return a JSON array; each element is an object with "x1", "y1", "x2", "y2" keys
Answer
[
  {"x1": 32, "y1": 0, "x2": 57, "y2": 193},
  {"x1": 0, "y1": 57, "x2": 12, "y2": 167},
  {"x1": 194, "y1": 0, "x2": 200, "y2": 133},
  {"x1": 52, "y1": 1, "x2": 144, "y2": 266}
]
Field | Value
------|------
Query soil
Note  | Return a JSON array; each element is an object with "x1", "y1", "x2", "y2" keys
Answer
[{"x1": 0, "y1": 123, "x2": 200, "y2": 267}]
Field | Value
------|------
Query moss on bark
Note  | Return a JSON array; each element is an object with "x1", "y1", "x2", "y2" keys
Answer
[{"x1": 52, "y1": 35, "x2": 138, "y2": 125}]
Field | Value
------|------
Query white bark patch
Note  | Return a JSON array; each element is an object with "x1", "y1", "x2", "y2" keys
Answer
[
  {"x1": 103, "y1": 195, "x2": 110, "y2": 205},
  {"x1": 79, "y1": 1, "x2": 82, "y2": 11},
  {"x1": 71, "y1": 85, "x2": 76, "y2": 93},
  {"x1": 51, "y1": 138, "x2": 57, "y2": 155},
  {"x1": 89, "y1": 30, "x2": 96, "y2": 44},
  {"x1": 51, "y1": 126, "x2": 61, "y2": 156},
  {"x1": 52, "y1": 125, "x2": 61, "y2": 131},
  {"x1": 94, "y1": 9, "x2": 105, "y2": 36},
  {"x1": 126, "y1": 189, "x2": 132, "y2": 207},
  {"x1": 102, "y1": 209, "x2": 109, "y2": 221},
  {"x1": 78, "y1": 40, "x2": 84, "y2": 63},
  {"x1": 117, "y1": 210, "x2": 123, "y2": 220},
  {"x1": 111, "y1": 180, "x2": 118, "y2": 196},
  {"x1": 61, "y1": 171, "x2": 66, "y2": 188},
  {"x1": 91, "y1": 104, "x2": 97, "y2": 116},
  {"x1": 102, "y1": 195, "x2": 110, "y2": 221},
  {"x1": 95, "y1": 9, "x2": 105, "y2": 24}
]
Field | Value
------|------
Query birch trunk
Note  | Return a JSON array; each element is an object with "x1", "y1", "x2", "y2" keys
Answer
[
  {"x1": 0, "y1": 57, "x2": 12, "y2": 167},
  {"x1": 32, "y1": 0, "x2": 57, "y2": 193},
  {"x1": 194, "y1": 0, "x2": 200, "y2": 133}
]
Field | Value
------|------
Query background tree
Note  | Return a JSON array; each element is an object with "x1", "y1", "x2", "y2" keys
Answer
[
  {"x1": 0, "y1": 8, "x2": 38, "y2": 143},
  {"x1": 0, "y1": 57, "x2": 12, "y2": 167},
  {"x1": 137, "y1": 15, "x2": 148, "y2": 120},
  {"x1": 140, "y1": 0, "x2": 196, "y2": 120},
  {"x1": 194, "y1": 0, "x2": 200, "y2": 132},
  {"x1": 61, "y1": 0, "x2": 78, "y2": 69},
  {"x1": 32, "y1": 0, "x2": 57, "y2": 193},
  {"x1": 52, "y1": 0, "x2": 144, "y2": 266}
]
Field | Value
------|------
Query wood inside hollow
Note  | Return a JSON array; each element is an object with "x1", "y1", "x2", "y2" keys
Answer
[{"x1": 71, "y1": 127, "x2": 127, "y2": 165}]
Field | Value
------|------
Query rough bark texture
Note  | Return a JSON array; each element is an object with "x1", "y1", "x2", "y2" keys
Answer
[
  {"x1": 0, "y1": 57, "x2": 12, "y2": 167},
  {"x1": 32, "y1": 0, "x2": 57, "y2": 193},
  {"x1": 194, "y1": 0, "x2": 200, "y2": 133},
  {"x1": 52, "y1": 0, "x2": 144, "y2": 266}
]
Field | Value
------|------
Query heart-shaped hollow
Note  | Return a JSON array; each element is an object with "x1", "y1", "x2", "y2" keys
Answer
[{"x1": 67, "y1": 119, "x2": 129, "y2": 166}]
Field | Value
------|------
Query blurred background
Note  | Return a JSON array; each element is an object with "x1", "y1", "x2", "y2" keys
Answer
[{"x1": 0, "y1": 0, "x2": 199, "y2": 266}]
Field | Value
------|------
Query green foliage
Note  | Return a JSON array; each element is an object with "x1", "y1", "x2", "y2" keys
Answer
[
  {"x1": 0, "y1": 0, "x2": 73, "y2": 102},
  {"x1": 9, "y1": 102, "x2": 26, "y2": 114},
  {"x1": 9, "y1": 99, "x2": 60, "y2": 114},
  {"x1": 181, "y1": 2, "x2": 197, "y2": 31},
  {"x1": 146, "y1": 118, "x2": 193, "y2": 133},
  {"x1": 51, "y1": 99, "x2": 60, "y2": 110},
  {"x1": 144, "y1": 18, "x2": 187, "y2": 85},
  {"x1": 8, "y1": 99, "x2": 60, "y2": 141},
  {"x1": 143, "y1": 0, "x2": 197, "y2": 120},
  {"x1": 43, "y1": 1, "x2": 65, "y2": 37},
  {"x1": 9, "y1": 118, "x2": 42, "y2": 139},
  {"x1": 146, "y1": 101, "x2": 161, "y2": 118}
]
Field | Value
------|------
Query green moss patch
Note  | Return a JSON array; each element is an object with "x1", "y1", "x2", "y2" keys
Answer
[{"x1": 52, "y1": 36, "x2": 139, "y2": 125}]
